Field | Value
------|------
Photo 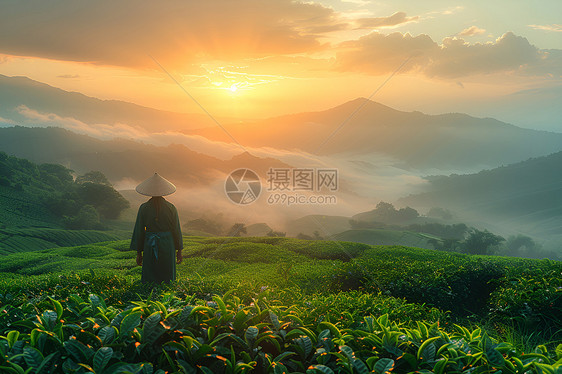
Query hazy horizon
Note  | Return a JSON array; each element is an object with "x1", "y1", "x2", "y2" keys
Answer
[{"x1": 0, "y1": 1, "x2": 561, "y2": 130}]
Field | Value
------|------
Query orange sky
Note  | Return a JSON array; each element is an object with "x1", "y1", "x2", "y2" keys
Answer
[{"x1": 0, "y1": 1, "x2": 560, "y2": 129}]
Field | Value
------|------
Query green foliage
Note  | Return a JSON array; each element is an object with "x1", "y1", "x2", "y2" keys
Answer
[
  {"x1": 75, "y1": 170, "x2": 112, "y2": 186},
  {"x1": 489, "y1": 265, "x2": 562, "y2": 331},
  {"x1": 267, "y1": 230, "x2": 286, "y2": 237},
  {"x1": 0, "y1": 289, "x2": 560, "y2": 373},
  {"x1": 38, "y1": 163, "x2": 74, "y2": 188},
  {"x1": 352, "y1": 201, "x2": 420, "y2": 225},
  {"x1": 462, "y1": 229, "x2": 505, "y2": 255},
  {"x1": 0, "y1": 227, "x2": 129, "y2": 255},
  {"x1": 62, "y1": 204, "x2": 103, "y2": 230},
  {"x1": 0, "y1": 236, "x2": 561, "y2": 372},
  {"x1": 0, "y1": 151, "x2": 129, "y2": 230},
  {"x1": 502, "y1": 234, "x2": 545, "y2": 258},
  {"x1": 76, "y1": 182, "x2": 130, "y2": 219}
]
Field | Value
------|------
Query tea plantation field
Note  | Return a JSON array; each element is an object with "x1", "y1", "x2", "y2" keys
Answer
[
  {"x1": 0, "y1": 237, "x2": 561, "y2": 373},
  {"x1": 0, "y1": 227, "x2": 131, "y2": 255}
]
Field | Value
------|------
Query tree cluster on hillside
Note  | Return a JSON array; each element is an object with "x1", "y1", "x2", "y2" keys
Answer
[
  {"x1": 427, "y1": 229, "x2": 505, "y2": 255},
  {"x1": 296, "y1": 231, "x2": 324, "y2": 240},
  {"x1": 366, "y1": 201, "x2": 420, "y2": 223},
  {"x1": 349, "y1": 201, "x2": 421, "y2": 228},
  {"x1": 427, "y1": 229, "x2": 559, "y2": 260},
  {"x1": 0, "y1": 151, "x2": 129, "y2": 229},
  {"x1": 349, "y1": 200, "x2": 556, "y2": 259}
]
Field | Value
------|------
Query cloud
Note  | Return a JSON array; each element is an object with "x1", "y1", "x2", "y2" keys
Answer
[
  {"x1": 335, "y1": 32, "x2": 436, "y2": 75},
  {"x1": 355, "y1": 12, "x2": 418, "y2": 29},
  {"x1": 458, "y1": 26, "x2": 486, "y2": 37},
  {"x1": 427, "y1": 32, "x2": 543, "y2": 78},
  {"x1": 0, "y1": 0, "x2": 342, "y2": 69},
  {"x1": 335, "y1": 31, "x2": 561, "y2": 78},
  {"x1": 57, "y1": 74, "x2": 81, "y2": 79},
  {"x1": 15, "y1": 105, "x2": 242, "y2": 159},
  {"x1": 528, "y1": 24, "x2": 562, "y2": 32},
  {"x1": 0, "y1": 116, "x2": 16, "y2": 126}
]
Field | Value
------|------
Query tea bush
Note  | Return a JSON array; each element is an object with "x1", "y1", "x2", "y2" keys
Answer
[{"x1": 1, "y1": 289, "x2": 561, "y2": 373}]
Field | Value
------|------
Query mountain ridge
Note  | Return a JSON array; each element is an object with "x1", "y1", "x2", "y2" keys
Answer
[
  {"x1": 3, "y1": 74, "x2": 562, "y2": 170},
  {"x1": 0, "y1": 126, "x2": 292, "y2": 187},
  {"x1": 0, "y1": 74, "x2": 221, "y2": 131},
  {"x1": 188, "y1": 98, "x2": 562, "y2": 169}
]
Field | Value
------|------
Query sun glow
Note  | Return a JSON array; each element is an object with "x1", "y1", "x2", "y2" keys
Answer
[{"x1": 229, "y1": 84, "x2": 238, "y2": 93}]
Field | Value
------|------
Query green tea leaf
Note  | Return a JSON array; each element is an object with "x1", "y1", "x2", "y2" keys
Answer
[
  {"x1": 23, "y1": 347, "x2": 43, "y2": 370},
  {"x1": 307, "y1": 364, "x2": 335, "y2": 374},
  {"x1": 318, "y1": 322, "x2": 341, "y2": 338},
  {"x1": 142, "y1": 312, "x2": 163, "y2": 345},
  {"x1": 417, "y1": 336, "x2": 439, "y2": 360},
  {"x1": 64, "y1": 339, "x2": 94, "y2": 362},
  {"x1": 556, "y1": 344, "x2": 562, "y2": 360},
  {"x1": 41, "y1": 310, "x2": 58, "y2": 331},
  {"x1": 353, "y1": 358, "x2": 370, "y2": 374},
  {"x1": 6, "y1": 331, "x2": 19, "y2": 349},
  {"x1": 49, "y1": 297, "x2": 64, "y2": 320},
  {"x1": 245, "y1": 326, "x2": 259, "y2": 343},
  {"x1": 120, "y1": 311, "x2": 141, "y2": 338},
  {"x1": 374, "y1": 358, "x2": 394, "y2": 374},
  {"x1": 36, "y1": 352, "x2": 58, "y2": 374},
  {"x1": 98, "y1": 326, "x2": 117, "y2": 345},
  {"x1": 433, "y1": 358, "x2": 448, "y2": 374},
  {"x1": 485, "y1": 348, "x2": 504, "y2": 367},
  {"x1": 93, "y1": 347, "x2": 113, "y2": 373}
]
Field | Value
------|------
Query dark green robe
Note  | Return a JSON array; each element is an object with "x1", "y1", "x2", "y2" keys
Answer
[{"x1": 130, "y1": 197, "x2": 183, "y2": 283}]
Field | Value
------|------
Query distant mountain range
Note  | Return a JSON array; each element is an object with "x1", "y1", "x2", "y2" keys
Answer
[
  {"x1": 0, "y1": 126, "x2": 291, "y2": 187},
  {"x1": 2, "y1": 74, "x2": 562, "y2": 171},
  {"x1": 0, "y1": 74, "x2": 221, "y2": 131},
  {"x1": 190, "y1": 98, "x2": 562, "y2": 169}
]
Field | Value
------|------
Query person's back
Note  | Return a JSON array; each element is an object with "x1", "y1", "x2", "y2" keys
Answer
[{"x1": 129, "y1": 174, "x2": 183, "y2": 284}]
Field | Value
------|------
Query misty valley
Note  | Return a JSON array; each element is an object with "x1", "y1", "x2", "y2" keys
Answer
[{"x1": 1, "y1": 58, "x2": 562, "y2": 372}]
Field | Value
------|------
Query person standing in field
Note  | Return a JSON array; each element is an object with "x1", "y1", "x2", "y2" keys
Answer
[{"x1": 130, "y1": 173, "x2": 183, "y2": 283}]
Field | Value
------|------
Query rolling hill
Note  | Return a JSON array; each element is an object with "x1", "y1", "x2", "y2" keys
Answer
[
  {"x1": 0, "y1": 152, "x2": 131, "y2": 254},
  {"x1": 333, "y1": 228, "x2": 438, "y2": 249},
  {"x1": 400, "y1": 151, "x2": 562, "y2": 241},
  {"x1": 285, "y1": 214, "x2": 352, "y2": 237}
]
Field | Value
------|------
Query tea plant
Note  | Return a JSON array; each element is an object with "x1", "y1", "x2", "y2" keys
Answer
[{"x1": 1, "y1": 290, "x2": 561, "y2": 373}]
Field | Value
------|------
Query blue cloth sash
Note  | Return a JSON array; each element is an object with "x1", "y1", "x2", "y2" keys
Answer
[{"x1": 146, "y1": 231, "x2": 169, "y2": 261}]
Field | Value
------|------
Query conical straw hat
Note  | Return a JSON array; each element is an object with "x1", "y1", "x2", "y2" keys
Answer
[{"x1": 136, "y1": 173, "x2": 176, "y2": 196}]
